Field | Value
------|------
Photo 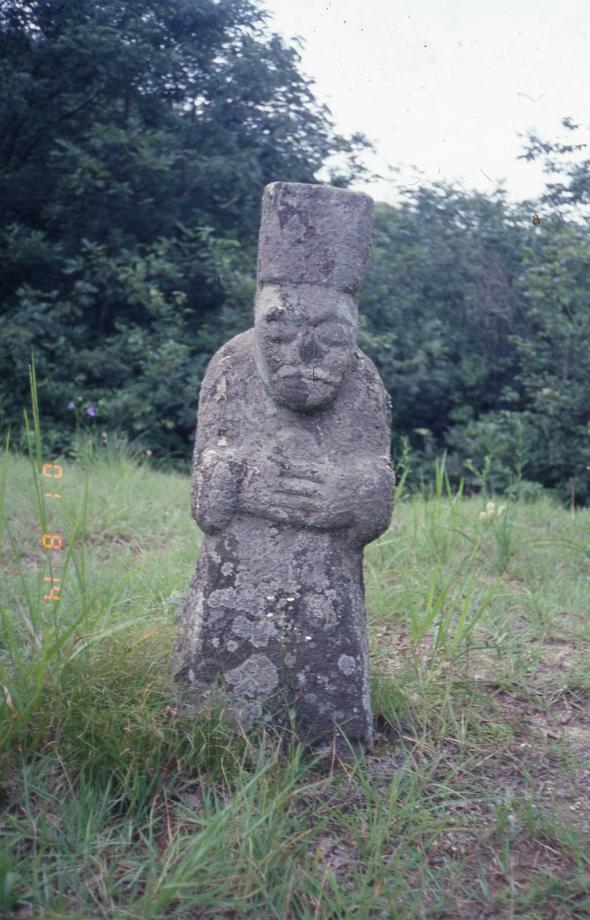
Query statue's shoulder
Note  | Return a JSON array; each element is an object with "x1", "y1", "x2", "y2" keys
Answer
[
  {"x1": 344, "y1": 347, "x2": 392, "y2": 431},
  {"x1": 337, "y1": 348, "x2": 391, "y2": 453},
  {"x1": 209, "y1": 328, "x2": 255, "y2": 366},
  {"x1": 351, "y1": 346, "x2": 384, "y2": 381},
  {"x1": 349, "y1": 347, "x2": 390, "y2": 406},
  {"x1": 203, "y1": 329, "x2": 256, "y2": 382}
]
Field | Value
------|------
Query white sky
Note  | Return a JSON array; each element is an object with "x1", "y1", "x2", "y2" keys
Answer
[{"x1": 261, "y1": 0, "x2": 589, "y2": 205}]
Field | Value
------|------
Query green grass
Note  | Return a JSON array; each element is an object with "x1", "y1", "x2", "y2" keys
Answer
[{"x1": 1, "y1": 432, "x2": 590, "y2": 918}]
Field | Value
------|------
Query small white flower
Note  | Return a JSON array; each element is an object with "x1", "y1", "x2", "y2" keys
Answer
[
  {"x1": 286, "y1": 596, "x2": 295, "y2": 603},
  {"x1": 266, "y1": 612, "x2": 274, "y2": 618},
  {"x1": 266, "y1": 595, "x2": 275, "y2": 601},
  {"x1": 486, "y1": 501, "x2": 495, "y2": 513},
  {"x1": 304, "y1": 635, "x2": 312, "y2": 641}
]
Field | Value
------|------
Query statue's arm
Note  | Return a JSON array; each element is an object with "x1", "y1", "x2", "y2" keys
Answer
[
  {"x1": 347, "y1": 356, "x2": 395, "y2": 544},
  {"x1": 298, "y1": 453, "x2": 393, "y2": 543},
  {"x1": 190, "y1": 350, "x2": 243, "y2": 536},
  {"x1": 344, "y1": 455, "x2": 395, "y2": 545},
  {"x1": 307, "y1": 355, "x2": 395, "y2": 544}
]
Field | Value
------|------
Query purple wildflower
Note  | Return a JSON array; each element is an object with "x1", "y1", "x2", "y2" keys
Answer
[
  {"x1": 86, "y1": 405, "x2": 97, "y2": 417},
  {"x1": 67, "y1": 400, "x2": 76, "y2": 410}
]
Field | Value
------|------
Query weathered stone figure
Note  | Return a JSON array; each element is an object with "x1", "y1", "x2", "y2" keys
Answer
[{"x1": 174, "y1": 182, "x2": 394, "y2": 751}]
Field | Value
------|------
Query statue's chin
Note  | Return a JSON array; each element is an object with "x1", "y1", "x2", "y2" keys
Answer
[{"x1": 265, "y1": 377, "x2": 340, "y2": 412}]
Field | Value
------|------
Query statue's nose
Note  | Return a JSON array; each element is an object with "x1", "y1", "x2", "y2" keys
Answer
[{"x1": 298, "y1": 329, "x2": 317, "y2": 365}]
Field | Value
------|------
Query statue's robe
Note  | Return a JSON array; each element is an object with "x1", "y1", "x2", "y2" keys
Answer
[{"x1": 174, "y1": 329, "x2": 394, "y2": 749}]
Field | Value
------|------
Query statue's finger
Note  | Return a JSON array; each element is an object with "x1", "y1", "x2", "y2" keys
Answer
[
  {"x1": 277, "y1": 478, "x2": 317, "y2": 497},
  {"x1": 268, "y1": 491, "x2": 316, "y2": 510},
  {"x1": 280, "y1": 463, "x2": 323, "y2": 482}
]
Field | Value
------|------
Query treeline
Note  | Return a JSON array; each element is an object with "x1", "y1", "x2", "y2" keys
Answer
[
  {"x1": 0, "y1": 0, "x2": 368, "y2": 451},
  {"x1": 362, "y1": 184, "x2": 590, "y2": 504},
  {"x1": 1, "y1": 1, "x2": 590, "y2": 503}
]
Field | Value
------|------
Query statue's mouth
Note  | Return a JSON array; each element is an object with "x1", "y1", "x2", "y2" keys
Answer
[{"x1": 282, "y1": 372, "x2": 337, "y2": 386}]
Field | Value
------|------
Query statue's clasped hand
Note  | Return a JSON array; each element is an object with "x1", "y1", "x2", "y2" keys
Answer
[{"x1": 239, "y1": 455, "x2": 353, "y2": 530}]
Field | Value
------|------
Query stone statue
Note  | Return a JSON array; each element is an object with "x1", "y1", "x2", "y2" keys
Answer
[{"x1": 174, "y1": 182, "x2": 394, "y2": 752}]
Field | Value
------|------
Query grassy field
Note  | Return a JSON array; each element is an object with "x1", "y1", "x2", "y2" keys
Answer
[{"x1": 1, "y1": 437, "x2": 590, "y2": 919}]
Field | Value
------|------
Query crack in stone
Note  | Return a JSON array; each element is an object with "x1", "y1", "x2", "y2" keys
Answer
[{"x1": 311, "y1": 327, "x2": 319, "y2": 390}]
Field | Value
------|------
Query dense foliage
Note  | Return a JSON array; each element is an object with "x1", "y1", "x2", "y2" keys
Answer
[
  {"x1": 0, "y1": 0, "x2": 367, "y2": 454},
  {"x1": 1, "y1": 0, "x2": 589, "y2": 502},
  {"x1": 360, "y1": 177, "x2": 590, "y2": 504}
]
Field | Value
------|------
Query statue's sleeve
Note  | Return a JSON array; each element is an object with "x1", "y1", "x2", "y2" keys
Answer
[
  {"x1": 346, "y1": 354, "x2": 395, "y2": 545},
  {"x1": 190, "y1": 345, "x2": 243, "y2": 535}
]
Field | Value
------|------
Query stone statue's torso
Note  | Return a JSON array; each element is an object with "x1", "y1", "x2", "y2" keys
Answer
[
  {"x1": 174, "y1": 181, "x2": 393, "y2": 753},
  {"x1": 174, "y1": 330, "x2": 394, "y2": 749}
]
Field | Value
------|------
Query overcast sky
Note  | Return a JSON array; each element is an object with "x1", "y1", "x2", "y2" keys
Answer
[{"x1": 262, "y1": 0, "x2": 589, "y2": 205}]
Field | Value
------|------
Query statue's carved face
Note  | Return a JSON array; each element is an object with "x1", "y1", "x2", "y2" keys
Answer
[{"x1": 254, "y1": 283, "x2": 357, "y2": 411}]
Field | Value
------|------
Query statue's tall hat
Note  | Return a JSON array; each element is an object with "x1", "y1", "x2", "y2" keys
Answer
[{"x1": 256, "y1": 182, "x2": 374, "y2": 294}]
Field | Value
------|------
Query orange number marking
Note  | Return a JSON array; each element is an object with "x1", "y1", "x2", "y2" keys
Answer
[
  {"x1": 43, "y1": 577, "x2": 61, "y2": 602},
  {"x1": 42, "y1": 463, "x2": 63, "y2": 479},
  {"x1": 42, "y1": 533, "x2": 63, "y2": 550}
]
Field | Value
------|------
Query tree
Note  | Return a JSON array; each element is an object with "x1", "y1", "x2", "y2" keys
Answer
[
  {"x1": 359, "y1": 185, "x2": 529, "y2": 468},
  {"x1": 512, "y1": 221, "x2": 590, "y2": 502},
  {"x1": 0, "y1": 0, "x2": 368, "y2": 454},
  {"x1": 358, "y1": 177, "x2": 590, "y2": 502},
  {"x1": 519, "y1": 117, "x2": 590, "y2": 216}
]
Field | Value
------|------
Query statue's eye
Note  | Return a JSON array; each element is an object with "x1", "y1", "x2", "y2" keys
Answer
[
  {"x1": 267, "y1": 329, "x2": 298, "y2": 344},
  {"x1": 317, "y1": 324, "x2": 350, "y2": 347}
]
